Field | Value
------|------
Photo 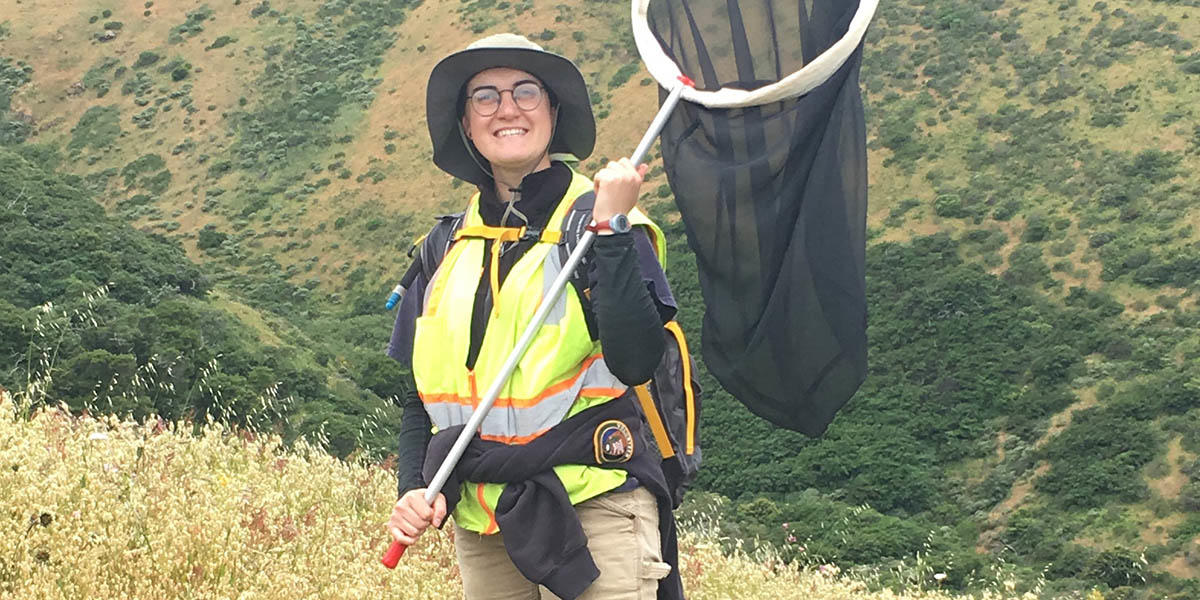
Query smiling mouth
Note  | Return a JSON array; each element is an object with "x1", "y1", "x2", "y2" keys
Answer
[{"x1": 495, "y1": 128, "x2": 527, "y2": 138}]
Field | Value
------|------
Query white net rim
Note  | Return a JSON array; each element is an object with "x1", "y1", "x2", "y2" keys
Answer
[{"x1": 632, "y1": 0, "x2": 879, "y2": 108}]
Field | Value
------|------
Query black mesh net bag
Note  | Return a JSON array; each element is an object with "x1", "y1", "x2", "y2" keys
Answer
[{"x1": 633, "y1": 0, "x2": 877, "y2": 436}]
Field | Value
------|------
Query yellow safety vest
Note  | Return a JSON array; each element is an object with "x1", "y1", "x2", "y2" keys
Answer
[{"x1": 412, "y1": 169, "x2": 666, "y2": 534}]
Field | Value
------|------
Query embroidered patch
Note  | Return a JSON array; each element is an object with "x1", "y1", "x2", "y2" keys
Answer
[{"x1": 594, "y1": 420, "x2": 634, "y2": 464}]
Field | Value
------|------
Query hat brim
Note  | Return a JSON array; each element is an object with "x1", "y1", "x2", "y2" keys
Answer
[{"x1": 427, "y1": 47, "x2": 596, "y2": 185}]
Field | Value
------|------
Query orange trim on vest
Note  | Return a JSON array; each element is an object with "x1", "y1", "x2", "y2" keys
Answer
[
  {"x1": 476, "y1": 483, "x2": 499, "y2": 534},
  {"x1": 579, "y1": 387, "x2": 626, "y2": 398},
  {"x1": 479, "y1": 427, "x2": 554, "y2": 445},
  {"x1": 420, "y1": 355, "x2": 606, "y2": 409}
]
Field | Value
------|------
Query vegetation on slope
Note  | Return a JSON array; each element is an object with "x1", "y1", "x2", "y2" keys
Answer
[
  {"x1": 2, "y1": 393, "x2": 1045, "y2": 600},
  {"x1": 1, "y1": 0, "x2": 1199, "y2": 598},
  {"x1": 0, "y1": 145, "x2": 403, "y2": 456}
]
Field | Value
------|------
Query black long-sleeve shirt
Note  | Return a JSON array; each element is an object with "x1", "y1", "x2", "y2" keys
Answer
[{"x1": 386, "y1": 162, "x2": 676, "y2": 497}]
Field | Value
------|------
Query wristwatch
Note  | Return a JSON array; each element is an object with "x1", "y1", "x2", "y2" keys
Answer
[{"x1": 586, "y1": 214, "x2": 632, "y2": 235}]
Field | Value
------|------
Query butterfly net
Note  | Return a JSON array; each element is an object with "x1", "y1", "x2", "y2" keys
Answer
[{"x1": 633, "y1": 0, "x2": 876, "y2": 436}]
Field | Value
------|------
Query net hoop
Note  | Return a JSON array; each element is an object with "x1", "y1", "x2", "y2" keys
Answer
[{"x1": 631, "y1": 0, "x2": 878, "y2": 109}]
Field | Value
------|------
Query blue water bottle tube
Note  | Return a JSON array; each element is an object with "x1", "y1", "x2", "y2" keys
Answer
[
  {"x1": 383, "y1": 258, "x2": 424, "y2": 310},
  {"x1": 384, "y1": 283, "x2": 406, "y2": 310}
]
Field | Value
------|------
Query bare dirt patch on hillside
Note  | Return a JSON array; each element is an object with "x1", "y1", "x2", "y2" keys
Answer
[
  {"x1": 1147, "y1": 437, "x2": 1194, "y2": 501},
  {"x1": 1162, "y1": 544, "x2": 1200, "y2": 580},
  {"x1": 975, "y1": 461, "x2": 1051, "y2": 553},
  {"x1": 1037, "y1": 387, "x2": 1098, "y2": 448}
]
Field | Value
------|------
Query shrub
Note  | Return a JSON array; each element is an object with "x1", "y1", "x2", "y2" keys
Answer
[
  {"x1": 1088, "y1": 231, "x2": 1115, "y2": 248},
  {"x1": 68, "y1": 106, "x2": 122, "y2": 153},
  {"x1": 1005, "y1": 244, "x2": 1051, "y2": 286},
  {"x1": 121, "y1": 154, "x2": 166, "y2": 187},
  {"x1": 933, "y1": 194, "x2": 970, "y2": 218},
  {"x1": 981, "y1": 194, "x2": 1015, "y2": 220},
  {"x1": 143, "y1": 170, "x2": 172, "y2": 194},
  {"x1": 1181, "y1": 481, "x2": 1200, "y2": 512},
  {"x1": 170, "y1": 5, "x2": 213, "y2": 42},
  {"x1": 1021, "y1": 213, "x2": 1050, "y2": 242},
  {"x1": 207, "y1": 160, "x2": 233, "y2": 178},
  {"x1": 608, "y1": 63, "x2": 640, "y2": 90},
  {"x1": 197, "y1": 226, "x2": 228, "y2": 250},
  {"x1": 1083, "y1": 548, "x2": 1146, "y2": 588},
  {"x1": 133, "y1": 51, "x2": 160, "y2": 69},
  {"x1": 132, "y1": 107, "x2": 158, "y2": 129},
  {"x1": 206, "y1": 35, "x2": 236, "y2": 51}
]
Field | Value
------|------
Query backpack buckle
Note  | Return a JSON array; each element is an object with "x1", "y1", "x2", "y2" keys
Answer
[{"x1": 520, "y1": 226, "x2": 542, "y2": 242}]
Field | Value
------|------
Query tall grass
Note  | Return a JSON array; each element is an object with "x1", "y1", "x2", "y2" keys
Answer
[{"x1": 0, "y1": 389, "x2": 1046, "y2": 600}]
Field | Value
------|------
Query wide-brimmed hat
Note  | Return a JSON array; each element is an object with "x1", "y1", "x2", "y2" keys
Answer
[{"x1": 426, "y1": 33, "x2": 596, "y2": 185}]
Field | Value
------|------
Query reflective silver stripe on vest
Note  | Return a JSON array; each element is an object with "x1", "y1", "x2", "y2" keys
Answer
[
  {"x1": 541, "y1": 247, "x2": 569, "y2": 325},
  {"x1": 425, "y1": 357, "x2": 626, "y2": 441}
]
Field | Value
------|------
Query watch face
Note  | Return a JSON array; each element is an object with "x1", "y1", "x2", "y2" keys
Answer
[{"x1": 611, "y1": 214, "x2": 631, "y2": 233}]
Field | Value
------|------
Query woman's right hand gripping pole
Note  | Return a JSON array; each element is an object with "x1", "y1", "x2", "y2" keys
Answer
[{"x1": 383, "y1": 488, "x2": 448, "y2": 566}]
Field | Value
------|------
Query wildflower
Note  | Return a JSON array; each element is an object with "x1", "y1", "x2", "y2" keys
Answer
[
  {"x1": 786, "y1": 534, "x2": 796, "y2": 543},
  {"x1": 934, "y1": 572, "x2": 947, "y2": 582},
  {"x1": 88, "y1": 432, "x2": 109, "y2": 441}
]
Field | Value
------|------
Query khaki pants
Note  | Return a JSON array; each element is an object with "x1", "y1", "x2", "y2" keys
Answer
[{"x1": 454, "y1": 487, "x2": 671, "y2": 600}]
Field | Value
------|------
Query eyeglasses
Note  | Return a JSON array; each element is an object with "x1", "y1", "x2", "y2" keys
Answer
[{"x1": 467, "y1": 81, "x2": 545, "y2": 117}]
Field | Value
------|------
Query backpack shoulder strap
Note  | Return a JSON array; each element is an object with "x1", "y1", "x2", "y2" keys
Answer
[
  {"x1": 411, "y1": 212, "x2": 466, "y2": 281},
  {"x1": 557, "y1": 190, "x2": 596, "y2": 279}
]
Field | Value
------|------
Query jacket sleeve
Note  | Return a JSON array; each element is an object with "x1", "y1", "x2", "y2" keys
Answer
[
  {"x1": 396, "y1": 381, "x2": 431, "y2": 498},
  {"x1": 587, "y1": 229, "x2": 675, "y2": 385},
  {"x1": 387, "y1": 266, "x2": 432, "y2": 498}
]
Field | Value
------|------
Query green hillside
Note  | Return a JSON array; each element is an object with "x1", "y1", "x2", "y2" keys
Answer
[
  {"x1": 2, "y1": 0, "x2": 1199, "y2": 598},
  {"x1": 0, "y1": 144, "x2": 404, "y2": 456}
]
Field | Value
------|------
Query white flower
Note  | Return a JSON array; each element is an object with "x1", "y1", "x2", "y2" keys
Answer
[{"x1": 88, "y1": 432, "x2": 109, "y2": 441}]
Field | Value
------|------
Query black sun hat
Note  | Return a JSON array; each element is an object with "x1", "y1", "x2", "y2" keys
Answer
[{"x1": 426, "y1": 33, "x2": 596, "y2": 185}]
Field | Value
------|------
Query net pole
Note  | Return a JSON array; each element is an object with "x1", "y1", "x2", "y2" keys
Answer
[{"x1": 382, "y1": 77, "x2": 692, "y2": 568}]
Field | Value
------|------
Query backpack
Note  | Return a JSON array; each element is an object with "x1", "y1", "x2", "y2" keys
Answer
[{"x1": 397, "y1": 190, "x2": 702, "y2": 508}]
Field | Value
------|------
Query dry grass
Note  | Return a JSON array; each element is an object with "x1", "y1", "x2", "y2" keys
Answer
[
  {"x1": 0, "y1": 390, "x2": 1038, "y2": 600},
  {"x1": 1146, "y1": 437, "x2": 1194, "y2": 502}
]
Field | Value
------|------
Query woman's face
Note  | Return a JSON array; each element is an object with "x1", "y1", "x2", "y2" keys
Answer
[{"x1": 461, "y1": 67, "x2": 555, "y2": 173}]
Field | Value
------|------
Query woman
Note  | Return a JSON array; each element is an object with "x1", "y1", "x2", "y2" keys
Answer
[{"x1": 384, "y1": 34, "x2": 683, "y2": 600}]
